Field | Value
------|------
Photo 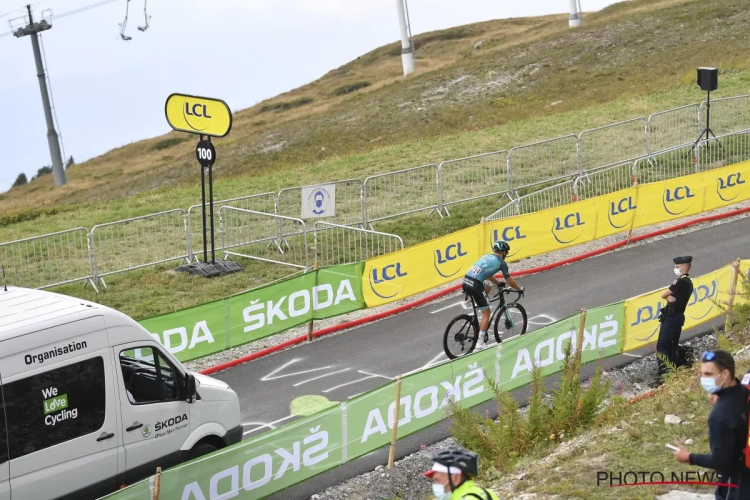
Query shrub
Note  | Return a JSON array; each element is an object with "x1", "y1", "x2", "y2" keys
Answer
[
  {"x1": 12, "y1": 173, "x2": 27, "y2": 188},
  {"x1": 447, "y1": 339, "x2": 610, "y2": 472},
  {"x1": 333, "y1": 81, "x2": 371, "y2": 96},
  {"x1": 153, "y1": 137, "x2": 188, "y2": 151},
  {"x1": 260, "y1": 97, "x2": 314, "y2": 113}
]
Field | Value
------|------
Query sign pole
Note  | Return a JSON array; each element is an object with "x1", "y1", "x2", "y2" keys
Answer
[
  {"x1": 208, "y1": 136, "x2": 216, "y2": 265},
  {"x1": 166, "y1": 92, "x2": 240, "y2": 277},
  {"x1": 200, "y1": 135, "x2": 209, "y2": 264}
]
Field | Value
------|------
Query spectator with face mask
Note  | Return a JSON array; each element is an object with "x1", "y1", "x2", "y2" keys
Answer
[{"x1": 671, "y1": 350, "x2": 750, "y2": 499}]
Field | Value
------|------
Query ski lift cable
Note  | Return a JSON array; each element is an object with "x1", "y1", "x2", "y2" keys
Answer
[{"x1": 0, "y1": 0, "x2": 119, "y2": 39}]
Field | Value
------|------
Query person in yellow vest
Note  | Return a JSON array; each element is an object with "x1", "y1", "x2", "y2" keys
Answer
[{"x1": 421, "y1": 445, "x2": 500, "y2": 499}]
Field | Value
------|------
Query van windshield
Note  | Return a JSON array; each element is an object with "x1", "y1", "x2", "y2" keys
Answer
[{"x1": 120, "y1": 348, "x2": 180, "y2": 404}]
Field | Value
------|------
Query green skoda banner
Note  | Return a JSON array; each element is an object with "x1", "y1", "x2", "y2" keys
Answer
[
  {"x1": 137, "y1": 262, "x2": 365, "y2": 362},
  {"x1": 106, "y1": 301, "x2": 624, "y2": 500}
]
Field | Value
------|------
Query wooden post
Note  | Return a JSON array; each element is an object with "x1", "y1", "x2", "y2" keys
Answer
[
  {"x1": 576, "y1": 309, "x2": 587, "y2": 366},
  {"x1": 308, "y1": 260, "x2": 320, "y2": 341},
  {"x1": 387, "y1": 375, "x2": 402, "y2": 469},
  {"x1": 153, "y1": 467, "x2": 162, "y2": 500},
  {"x1": 725, "y1": 259, "x2": 741, "y2": 332}
]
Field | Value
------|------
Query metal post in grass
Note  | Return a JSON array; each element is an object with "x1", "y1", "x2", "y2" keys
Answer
[
  {"x1": 576, "y1": 309, "x2": 587, "y2": 364},
  {"x1": 388, "y1": 375, "x2": 402, "y2": 469}
]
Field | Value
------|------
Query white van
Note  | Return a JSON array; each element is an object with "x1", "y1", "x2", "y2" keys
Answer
[{"x1": 0, "y1": 286, "x2": 243, "y2": 500}]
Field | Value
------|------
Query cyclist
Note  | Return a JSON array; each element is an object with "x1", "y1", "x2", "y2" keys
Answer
[
  {"x1": 462, "y1": 240, "x2": 524, "y2": 349},
  {"x1": 421, "y1": 445, "x2": 500, "y2": 499}
]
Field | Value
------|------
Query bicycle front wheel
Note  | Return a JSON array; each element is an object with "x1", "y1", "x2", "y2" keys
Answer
[
  {"x1": 493, "y1": 303, "x2": 528, "y2": 343},
  {"x1": 443, "y1": 313, "x2": 479, "y2": 360}
]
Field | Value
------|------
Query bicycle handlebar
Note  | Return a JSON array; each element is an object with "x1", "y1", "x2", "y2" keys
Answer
[{"x1": 494, "y1": 287, "x2": 524, "y2": 300}]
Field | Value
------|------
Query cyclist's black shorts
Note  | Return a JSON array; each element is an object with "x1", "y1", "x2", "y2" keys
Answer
[{"x1": 462, "y1": 276, "x2": 490, "y2": 311}]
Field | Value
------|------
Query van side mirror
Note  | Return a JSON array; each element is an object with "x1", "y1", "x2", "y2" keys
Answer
[{"x1": 185, "y1": 373, "x2": 197, "y2": 403}]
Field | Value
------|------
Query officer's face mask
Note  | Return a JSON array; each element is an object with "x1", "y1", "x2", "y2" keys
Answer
[{"x1": 674, "y1": 267, "x2": 682, "y2": 276}]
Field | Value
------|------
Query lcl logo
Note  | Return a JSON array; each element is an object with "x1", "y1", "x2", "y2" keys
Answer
[
  {"x1": 717, "y1": 172, "x2": 745, "y2": 202},
  {"x1": 434, "y1": 242, "x2": 468, "y2": 278},
  {"x1": 607, "y1": 196, "x2": 637, "y2": 229},
  {"x1": 688, "y1": 280, "x2": 719, "y2": 321},
  {"x1": 630, "y1": 300, "x2": 664, "y2": 343},
  {"x1": 369, "y1": 263, "x2": 408, "y2": 299},
  {"x1": 662, "y1": 186, "x2": 696, "y2": 216},
  {"x1": 551, "y1": 212, "x2": 585, "y2": 244}
]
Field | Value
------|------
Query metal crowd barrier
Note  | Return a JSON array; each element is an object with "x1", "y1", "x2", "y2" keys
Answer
[
  {"x1": 311, "y1": 221, "x2": 404, "y2": 267},
  {"x1": 90, "y1": 209, "x2": 189, "y2": 288},
  {"x1": 219, "y1": 206, "x2": 309, "y2": 269},
  {"x1": 508, "y1": 134, "x2": 580, "y2": 191},
  {"x1": 362, "y1": 163, "x2": 441, "y2": 229},
  {"x1": 437, "y1": 150, "x2": 509, "y2": 214}
]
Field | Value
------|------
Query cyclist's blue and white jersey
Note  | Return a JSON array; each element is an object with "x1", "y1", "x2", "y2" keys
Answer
[{"x1": 465, "y1": 254, "x2": 510, "y2": 282}]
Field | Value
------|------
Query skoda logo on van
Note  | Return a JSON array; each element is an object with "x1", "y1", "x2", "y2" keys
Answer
[
  {"x1": 717, "y1": 172, "x2": 746, "y2": 202},
  {"x1": 142, "y1": 424, "x2": 152, "y2": 438},
  {"x1": 662, "y1": 185, "x2": 696, "y2": 216}
]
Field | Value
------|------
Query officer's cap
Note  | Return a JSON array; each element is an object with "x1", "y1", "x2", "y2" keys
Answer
[{"x1": 673, "y1": 256, "x2": 693, "y2": 264}]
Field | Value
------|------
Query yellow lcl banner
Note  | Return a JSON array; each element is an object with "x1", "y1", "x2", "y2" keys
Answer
[
  {"x1": 363, "y1": 160, "x2": 750, "y2": 308},
  {"x1": 622, "y1": 260, "x2": 750, "y2": 352},
  {"x1": 165, "y1": 93, "x2": 233, "y2": 137}
]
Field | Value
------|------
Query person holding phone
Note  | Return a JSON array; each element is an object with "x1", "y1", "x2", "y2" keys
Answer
[{"x1": 670, "y1": 350, "x2": 750, "y2": 499}]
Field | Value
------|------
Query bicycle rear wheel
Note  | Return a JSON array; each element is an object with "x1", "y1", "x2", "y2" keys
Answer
[
  {"x1": 443, "y1": 313, "x2": 479, "y2": 360},
  {"x1": 493, "y1": 303, "x2": 528, "y2": 343}
]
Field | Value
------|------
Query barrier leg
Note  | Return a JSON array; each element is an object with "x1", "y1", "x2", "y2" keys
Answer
[{"x1": 388, "y1": 375, "x2": 402, "y2": 469}]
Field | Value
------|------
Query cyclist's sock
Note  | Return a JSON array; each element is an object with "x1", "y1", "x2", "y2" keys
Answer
[{"x1": 478, "y1": 330, "x2": 487, "y2": 345}]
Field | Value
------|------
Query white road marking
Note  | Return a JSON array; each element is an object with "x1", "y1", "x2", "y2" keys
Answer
[
  {"x1": 323, "y1": 375, "x2": 378, "y2": 393},
  {"x1": 358, "y1": 370, "x2": 394, "y2": 380},
  {"x1": 423, "y1": 351, "x2": 448, "y2": 368},
  {"x1": 261, "y1": 358, "x2": 335, "y2": 381},
  {"x1": 622, "y1": 353, "x2": 642, "y2": 358},
  {"x1": 242, "y1": 415, "x2": 295, "y2": 435},
  {"x1": 430, "y1": 301, "x2": 466, "y2": 314},
  {"x1": 292, "y1": 368, "x2": 351, "y2": 387}
]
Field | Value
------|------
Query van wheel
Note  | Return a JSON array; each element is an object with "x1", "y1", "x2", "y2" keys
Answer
[{"x1": 188, "y1": 442, "x2": 217, "y2": 460}]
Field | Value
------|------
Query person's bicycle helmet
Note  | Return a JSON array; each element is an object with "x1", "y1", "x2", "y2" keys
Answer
[
  {"x1": 492, "y1": 240, "x2": 510, "y2": 254},
  {"x1": 430, "y1": 445, "x2": 480, "y2": 477}
]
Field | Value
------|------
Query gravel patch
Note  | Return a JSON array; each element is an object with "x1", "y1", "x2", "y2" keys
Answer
[{"x1": 184, "y1": 199, "x2": 750, "y2": 373}]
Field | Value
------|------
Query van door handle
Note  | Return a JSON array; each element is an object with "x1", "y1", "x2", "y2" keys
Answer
[
  {"x1": 126, "y1": 422, "x2": 143, "y2": 432},
  {"x1": 97, "y1": 432, "x2": 115, "y2": 441}
]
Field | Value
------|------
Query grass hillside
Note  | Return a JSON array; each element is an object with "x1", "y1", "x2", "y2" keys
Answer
[{"x1": 3, "y1": 0, "x2": 750, "y2": 319}]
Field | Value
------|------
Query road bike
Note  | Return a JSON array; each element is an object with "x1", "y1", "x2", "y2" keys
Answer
[{"x1": 443, "y1": 283, "x2": 527, "y2": 359}]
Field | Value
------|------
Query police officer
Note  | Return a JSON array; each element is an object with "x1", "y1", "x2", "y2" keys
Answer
[{"x1": 656, "y1": 255, "x2": 694, "y2": 385}]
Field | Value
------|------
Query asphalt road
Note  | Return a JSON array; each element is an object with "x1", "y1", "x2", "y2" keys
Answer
[{"x1": 209, "y1": 217, "x2": 749, "y2": 499}]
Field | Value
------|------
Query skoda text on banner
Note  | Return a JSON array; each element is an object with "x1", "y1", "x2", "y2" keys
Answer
[
  {"x1": 227, "y1": 262, "x2": 364, "y2": 346},
  {"x1": 138, "y1": 299, "x2": 227, "y2": 363},
  {"x1": 156, "y1": 407, "x2": 344, "y2": 500},
  {"x1": 363, "y1": 226, "x2": 479, "y2": 307},
  {"x1": 622, "y1": 264, "x2": 735, "y2": 352},
  {"x1": 301, "y1": 184, "x2": 336, "y2": 218}
]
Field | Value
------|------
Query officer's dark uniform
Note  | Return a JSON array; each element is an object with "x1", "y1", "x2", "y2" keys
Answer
[{"x1": 656, "y1": 256, "x2": 694, "y2": 384}]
